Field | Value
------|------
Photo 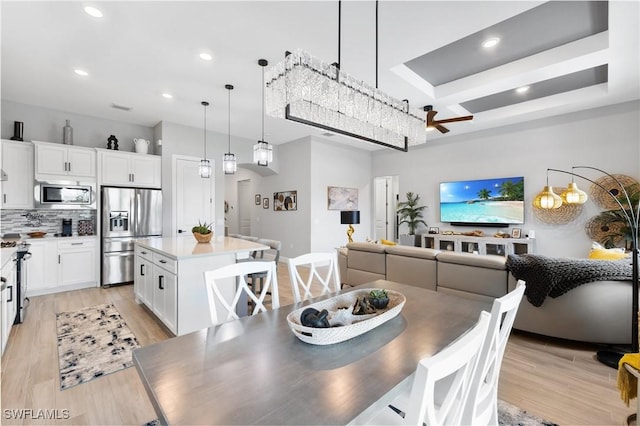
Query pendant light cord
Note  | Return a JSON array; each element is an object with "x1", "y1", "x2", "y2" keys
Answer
[
  {"x1": 375, "y1": 0, "x2": 378, "y2": 89},
  {"x1": 203, "y1": 102, "x2": 207, "y2": 159},
  {"x1": 262, "y1": 65, "x2": 265, "y2": 141},
  {"x1": 338, "y1": 0, "x2": 341, "y2": 68},
  {"x1": 228, "y1": 89, "x2": 231, "y2": 152}
]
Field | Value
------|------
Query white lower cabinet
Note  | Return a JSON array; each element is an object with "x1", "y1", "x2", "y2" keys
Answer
[
  {"x1": 26, "y1": 237, "x2": 98, "y2": 297},
  {"x1": 1, "y1": 258, "x2": 17, "y2": 356},
  {"x1": 135, "y1": 247, "x2": 177, "y2": 334},
  {"x1": 58, "y1": 239, "x2": 96, "y2": 286},
  {"x1": 134, "y1": 248, "x2": 154, "y2": 307}
]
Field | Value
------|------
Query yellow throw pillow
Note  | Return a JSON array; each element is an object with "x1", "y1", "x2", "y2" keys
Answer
[
  {"x1": 589, "y1": 247, "x2": 629, "y2": 260},
  {"x1": 380, "y1": 239, "x2": 397, "y2": 246}
]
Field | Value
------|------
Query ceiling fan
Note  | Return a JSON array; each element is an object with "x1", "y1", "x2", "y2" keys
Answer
[{"x1": 423, "y1": 105, "x2": 473, "y2": 134}]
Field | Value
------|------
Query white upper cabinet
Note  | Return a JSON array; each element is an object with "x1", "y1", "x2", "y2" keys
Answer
[
  {"x1": 1, "y1": 139, "x2": 34, "y2": 209},
  {"x1": 33, "y1": 141, "x2": 95, "y2": 181},
  {"x1": 97, "y1": 149, "x2": 161, "y2": 188}
]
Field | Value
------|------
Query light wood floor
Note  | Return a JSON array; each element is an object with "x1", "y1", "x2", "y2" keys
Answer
[{"x1": 1, "y1": 267, "x2": 634, "y2": 425}]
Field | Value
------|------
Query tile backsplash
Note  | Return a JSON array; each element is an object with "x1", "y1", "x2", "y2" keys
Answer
[{"x1": 0, "y1": 209, "x2": 97, "y2": 236}]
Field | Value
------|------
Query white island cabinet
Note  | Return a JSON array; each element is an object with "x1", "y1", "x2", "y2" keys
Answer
[{"x1": 134, "y1": 236, "x2": 267, "y2": 336}]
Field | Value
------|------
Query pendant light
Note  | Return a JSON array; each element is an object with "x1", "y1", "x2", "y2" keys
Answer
[
  {"x1": 223, "y1": 84, "x2": 237, "y2": 174},
  {"x1": 199, "y1": 101, "x2": 212, "y2": 178},
  {"x1": 253, "y1": 59, "x2": 273, "y2": 166},
  {"x1": 533, "y1": 170, "x2": 562, "y2": 209},
  {"x1": 560, "y1": 169, "x2": 588, "y2": 204}
]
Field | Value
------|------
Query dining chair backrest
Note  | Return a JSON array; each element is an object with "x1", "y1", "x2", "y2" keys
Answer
[
  {"x1": 404, "y1": 311, "x2": 491, "y2": 426},
  {"x1": 462, "y1": 280, "x2": 526, "y2": 425},
  {"x1": 204, "y1": 261, "x2": 279, "y2": 324},
  {"x1": 288, "y1": 251, "x2": 340, "y2": 303}
]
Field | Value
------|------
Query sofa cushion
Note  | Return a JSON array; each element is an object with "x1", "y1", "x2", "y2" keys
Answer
[
  {"x1": 386, "y1": 251, "x2": 438, "y2": 291},
  {"x1": 346, "y1": 243, "x2": 386, "y2": 275},
  {"x1": 346, "y1": 242, "x2": 386, "y2": 253},
  {"x1": 436, "y1": 251, "x2": 506, "y2": 270},
  {"x1": 385, "y1": 245, "x2": 440, "y2": 260}
]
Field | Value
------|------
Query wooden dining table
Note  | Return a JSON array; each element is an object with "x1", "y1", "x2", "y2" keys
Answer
[{"x1": 133, "y1": 280, "x2": 491, "y2": 425}]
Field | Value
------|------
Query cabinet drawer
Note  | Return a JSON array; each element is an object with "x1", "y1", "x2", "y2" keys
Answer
[
  {"x1": 58, "y1": 238, "x2": 96, "y2": 250},
  {"x1": 153, "y1": 252, "x2": 177, "y2": 274},
  {"x1": 136, "y1": 245, "x2": 153, "y2": 260}
]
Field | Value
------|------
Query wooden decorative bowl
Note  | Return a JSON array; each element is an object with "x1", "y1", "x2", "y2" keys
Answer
[
  {"x1": 27, "y1": 231, "x2": 47, "y2": 238},
  {"x1": 193, "y1": 232, "x2": 213, "y2": 243}
]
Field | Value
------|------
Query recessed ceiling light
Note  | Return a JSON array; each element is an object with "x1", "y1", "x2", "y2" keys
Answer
[
  {"x1": 482, "y1": 37, "x2": 500, "y2": 48},
  {"x1": 516, "y1": 86, "x2": 530, "y2": 94},
  {"x1": 74, "y1": 69, "x2": 89, "y2": 77},
  {"x1": 84, "y1": 6, "x2": 103, "y2": 18},
  {"x1": 162, "y1": 93, "x2": 173, "y2": 99},
  {"x1": 199, "y1": 53, "x2": 213, "y2": 61}
]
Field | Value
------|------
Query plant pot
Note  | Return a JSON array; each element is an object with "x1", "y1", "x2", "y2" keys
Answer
[
  {"x1": 369, "y1": 297, "x2": 389, "y2": 309},
  {"x1": 193, "y1": 232, "x2": 213, "y2": 243}
]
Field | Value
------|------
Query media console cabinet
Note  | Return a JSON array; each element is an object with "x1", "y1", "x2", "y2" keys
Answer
[{"x1": 422, "y1": 234, "x2": 534, "y2": 256}]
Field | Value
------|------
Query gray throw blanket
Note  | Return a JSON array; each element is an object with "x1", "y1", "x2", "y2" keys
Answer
[{"x1": 506, "y1": 254, "x2": 632, "y2": 307}]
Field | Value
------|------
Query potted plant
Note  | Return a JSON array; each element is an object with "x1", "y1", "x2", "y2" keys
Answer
[
  {"x1": 397, "y1": 192, "x2": 427, "y2": 246},
  {"x1": 368, "y1": 288, "x2": 389, "y2": 309},
  {"x1": 192, "y1": 221, "x2": 213, "y2": 243}
]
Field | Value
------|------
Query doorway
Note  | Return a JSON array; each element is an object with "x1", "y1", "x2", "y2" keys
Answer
[
  {"x1": 374, "y1": 176, "x2": 397, "y2": 241},
  {"x1": 237, "y1": 179, "x2": 252, "y2": 235}
]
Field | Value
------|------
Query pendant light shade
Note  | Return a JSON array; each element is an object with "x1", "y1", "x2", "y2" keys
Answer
[
  {"x1": 254, "y1": 59, "x2": 272, "y2": 166},
  {"x1": 533, "y1": 185, "x2": 563, "y2": 209},
  {"x1": 560, "y1": 181, "x2": 588, "y2": 204},
  {"x1": 199, "y1": 101, "x2": 212, "y2": 179},
  {"x1": 223, "y1": 84, "x2": 237, "y2": 175}
]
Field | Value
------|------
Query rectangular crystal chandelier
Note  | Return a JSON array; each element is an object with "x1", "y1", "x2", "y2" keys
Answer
[{"x1": 265, "y1": 49, "x2": 426, "y2": 152}]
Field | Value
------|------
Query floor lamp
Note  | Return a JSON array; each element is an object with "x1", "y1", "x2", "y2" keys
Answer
[
  {"x1": 538, "y1": 166, "x2": 639, "y2": 369},
  {"x1": 341, "y1": 210, "x2": 360, "y2": 244}
]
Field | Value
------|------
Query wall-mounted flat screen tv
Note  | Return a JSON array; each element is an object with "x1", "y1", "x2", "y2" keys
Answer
[{"x1": 440, "y1": 176, "x2": 525, "y2": 226}]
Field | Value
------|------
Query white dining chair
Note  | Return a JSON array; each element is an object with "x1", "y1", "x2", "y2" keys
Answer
[
  {"x1": 364, "y1": 311, "x2": 491, "y2": 426},
  {"x1": 288, "y1": 251, "x2": 341, "y2": 303},
  {"x1": 462, "y1": 280, "x2": 526, "y2": 426},
  {"x1": 204, "y1": 261, "x2": 279, "y2": 324}
]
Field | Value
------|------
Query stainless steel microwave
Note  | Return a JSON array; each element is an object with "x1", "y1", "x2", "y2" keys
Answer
[{"x1": 34, "y1": 181, "x2": 96, "y2": 209}]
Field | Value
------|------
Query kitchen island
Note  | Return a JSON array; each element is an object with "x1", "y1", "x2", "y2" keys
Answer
[{"x1": 134, "y1": 236, "x2": 268, "y2": 336}]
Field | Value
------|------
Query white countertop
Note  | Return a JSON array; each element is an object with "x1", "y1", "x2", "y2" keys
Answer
[{"x1": 135, "y1": 236, "x2": 268, "y2": 260}]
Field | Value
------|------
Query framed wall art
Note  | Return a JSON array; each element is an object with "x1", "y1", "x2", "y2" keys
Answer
[
  {"x1": 262, "y1": 197, "x2": 269, "y2": 209},
  {"x1": 327, "y1": 186, "x2": 358, "y2": 210},
  {"x1": 274, "y1": 190, "x2": 297, "y2": 211},
  {"x1": 255, "y1": 194, "x2": 261, "y2": 205}
]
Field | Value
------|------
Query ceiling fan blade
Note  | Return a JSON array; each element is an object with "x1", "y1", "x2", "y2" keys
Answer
[
  {"x1": 435, "y1": 123, "x2": 450, "y2": 134},
  {"x1": 426, "y1": 110, "x2": 438, "y2": 126},
  {"x1": 434, "y1": 115, "x2": 474, "y2": 124}
]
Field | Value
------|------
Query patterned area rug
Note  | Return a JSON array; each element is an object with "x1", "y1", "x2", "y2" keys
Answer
[
  {"x1": 142, "y1": 400, "x2": 558, "y2": 426},
  {"x1": 498, "y1": 399, "x2": 559, "y2": 426},
  {"x1": 56, "y1": 303, "x2": 140, "y2": 390}
]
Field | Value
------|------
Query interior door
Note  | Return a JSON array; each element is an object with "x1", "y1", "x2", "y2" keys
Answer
[
  {"x1": 374, "y1": 176, "x2": 395, "y2": 241},
  {"x1": 175, "y1": 156, "x2": 214, "y2": 235},
  {"x1": 237, "y1": 180, "x2": 251, "y2": 235}
]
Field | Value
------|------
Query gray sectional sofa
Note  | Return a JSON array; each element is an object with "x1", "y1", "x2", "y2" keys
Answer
[{"x1": 338, "y1": 242, "x2": 634, "y2": 344}]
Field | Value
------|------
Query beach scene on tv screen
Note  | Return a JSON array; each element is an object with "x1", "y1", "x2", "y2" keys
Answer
[{"x1": 440, "y1": 177, "x2": 525, "y2": 224}]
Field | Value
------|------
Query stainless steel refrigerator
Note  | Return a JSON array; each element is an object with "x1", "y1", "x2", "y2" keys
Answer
[{"x1": 101, "y1": 186, "x2": 162, "y2": 287}]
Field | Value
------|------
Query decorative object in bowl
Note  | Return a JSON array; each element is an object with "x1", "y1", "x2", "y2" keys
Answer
[
  {"x1": 368, "y1": 289, "x2": 390, "y2": 309},
  {"x1": 27, "y1": 231, "x2": 47, "y2": 238}
]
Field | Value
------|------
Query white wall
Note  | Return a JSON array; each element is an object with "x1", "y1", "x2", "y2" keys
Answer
[
  {"x1": 372, "y1": 101, "x2": 640, "y2": 258},
  {"x1": 251, "y1": 137, "x2": 312, "y2": 258},
  {"x1": 310, "y1": 137, "x2": 372, "y2": 251},
  {"x1": 1, "y1": 100, "x2": 153, "y2": 152}
]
